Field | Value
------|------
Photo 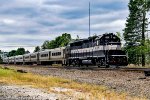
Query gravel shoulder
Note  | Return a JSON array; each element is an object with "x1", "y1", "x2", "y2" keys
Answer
[
  {"x1": 0, "y1": 84, "x2": 72, "y2": 100},
  {"x1": 3, "y1": 65, "x2": 150, "y2": 99}
]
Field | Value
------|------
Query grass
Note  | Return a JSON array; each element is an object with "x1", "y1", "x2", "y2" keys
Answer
[
  {"x1": 128, "y1": 64, "x2": 150, "y2": 68},
  {"x1": 0, "y1": 66, "x2": 147, "y2": 100}
]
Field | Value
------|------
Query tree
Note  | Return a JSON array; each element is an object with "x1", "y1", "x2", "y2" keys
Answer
[
  {"x1": 141, "y1": 0, "x2": 150, "y2": 66},
  {"x1": 116, "y1": 32, "x2": 123, "y2": 41},
  {"x1": 124, "y1": 0, "x2": 144, "y2": 44},
  {"x1": 41, "y1": 40, "x2": 50, "y2": 49},
  {"x1": 123, "y1": 0, "x2": 150, "y2": 66},
  {"x1": 15, "y1": 48, "x2": 25, "y2": 55},
  {"x1": 34, "y1": 46, "x2": 40, "y2": 52},
  {"x1": 8, "y1": 50, "x2": 17, "y2": 57},
  {"x1": 41, "y1": 33, "x2": 72, "y2": 49},
  {"x1": 60, "y1": 33, "x2": 71, "y2": 47}
]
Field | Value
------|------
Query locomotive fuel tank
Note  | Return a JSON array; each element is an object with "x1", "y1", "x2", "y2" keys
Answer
[{"x1": 82, "y1": 60, "x2": 93, "y2": 65}]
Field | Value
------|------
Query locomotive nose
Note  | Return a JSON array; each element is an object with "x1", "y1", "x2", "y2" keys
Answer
[{"x1": 109, "y1": 56, "x2": 128, "y2": 66}]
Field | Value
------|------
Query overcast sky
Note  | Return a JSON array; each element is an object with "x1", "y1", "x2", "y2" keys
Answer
[{"x1": 0, "y1": 0, "x2": 149, "y2": 52}]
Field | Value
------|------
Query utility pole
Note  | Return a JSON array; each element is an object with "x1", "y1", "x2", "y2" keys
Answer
[
  {"x1": 142, "y1": 9, "x2": 146, "y2": 66},
  {"x1": 89, "y1": 2, "x2": 91, "y2": 37}
]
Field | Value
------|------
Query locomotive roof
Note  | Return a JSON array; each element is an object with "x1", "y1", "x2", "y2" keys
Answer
[
  {"x1": 70, "y1": 35, "x2": 99, "y2": 44},
  {"x1": 69, "y1": 33, "x2": 117, "y2": 45}
]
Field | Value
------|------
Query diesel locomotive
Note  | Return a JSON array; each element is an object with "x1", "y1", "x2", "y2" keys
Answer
[
  {"x1": 3, "y1": 33, "x2": 128, "y2": 68},
  {"x1": 66, "y1": 33, "x2": 128, "y2": 67}
]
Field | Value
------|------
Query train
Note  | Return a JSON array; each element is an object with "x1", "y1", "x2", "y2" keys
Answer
[{"x1": 3, "y1": 33, "x2": 128, "y2": 68}]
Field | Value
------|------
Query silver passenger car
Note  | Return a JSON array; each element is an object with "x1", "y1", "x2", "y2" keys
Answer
[
  {"x1": 50, "y1": 47, "x2": 65, "y2": 60},
  {"x1": 15, "y1": 55, "x2": 23, "y2": 64},
  {"x1": 3, "y1": 47, "x2": 67, "y2": 65},
  {"x1": 3, "y1": 58, "x2": 9, "y2": 64},
  {"x1": 30, "y1": 52, "x2": 39, "y2": 63},
  {"x1": 9, "y1": 56, "x2": 15, "y2": 64},
  {"x1": 38, "y1": 47, "x2": 66, "y2": 64},
  {"x1": 39, "y1": 50, "x2": 50, "y2": 62},
  {"x1": 24, "y1": 53, "x2": 31, "y2": 63}
]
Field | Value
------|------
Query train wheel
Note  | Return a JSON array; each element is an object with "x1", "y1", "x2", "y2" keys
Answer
[
  {"x1": 72, "y1": 62, "x2": 75, "y2": 67},
  {"x1": 72, "y1": 60, "x2": 77, "y2": 67},
  {"x1": 116, "y1": 65, "x2": 120, "y2": 69},
  {"x1": 106, "y1": 64, "x2": 109, "y2": 68},
  {"x1": 76, "y1": 60, "x2": 81, "y2": 67},
  {"x1": 96, "y1": 60, "x2": 101, "y2": 68},
  {"x1": 65, "y1": 60, "x2": 69, "y2": 67}
]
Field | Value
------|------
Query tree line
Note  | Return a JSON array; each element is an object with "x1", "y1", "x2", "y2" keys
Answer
[
  {"x1": 7, "y1": 33, "x2": 72, "y2": 57},
  {"x1": 34, "y1": 33, "x2": 72, "y2": 52},
  {"x1": 8, "y1": 48, "x2": 30, "y2": 57}
]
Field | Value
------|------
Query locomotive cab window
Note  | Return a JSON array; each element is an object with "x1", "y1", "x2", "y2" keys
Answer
[{"x1": 100, "y1": 34, "x2": 121, "y2": 45}]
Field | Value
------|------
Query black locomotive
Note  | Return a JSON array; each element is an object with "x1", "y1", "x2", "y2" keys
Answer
[{"x1": 66, "y1": 33, "x2": 128, "y2": 67}]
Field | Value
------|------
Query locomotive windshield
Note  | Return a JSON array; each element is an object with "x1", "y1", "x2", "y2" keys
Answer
[{"x1": 100, "y1": 33, "x2": 120, "y2": 45}]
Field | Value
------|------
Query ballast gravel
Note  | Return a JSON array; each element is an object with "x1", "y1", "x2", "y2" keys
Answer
[
  {"x1": 3, "y1": 65, "x2": 150, "y2": 99},
  {"x1": 0, "y1": 85, "x2": 70, "y2": 100}
]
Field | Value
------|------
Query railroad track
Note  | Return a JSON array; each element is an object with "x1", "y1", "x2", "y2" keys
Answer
[
  {"x1": 64, "y1": 66, "x2": 150, "y2": 76},
  {"x1": 62, "y1": 65, "x2": 150, "y2": 71},
  {"x1": 43, "y1": 66, "x2": 149, "y2": 77},
  {"x1": 2, "y1": 64, "x2": 150, "y2": 76}
]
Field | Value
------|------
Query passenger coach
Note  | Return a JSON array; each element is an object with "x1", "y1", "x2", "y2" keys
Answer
[{"x1": 3, "y1": 47, "x2": 66, "y2": 65}]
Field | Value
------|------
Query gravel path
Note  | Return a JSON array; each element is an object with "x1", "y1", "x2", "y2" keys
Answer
[
  {"x1": 0, "y1": 85, "x2": 71, "y2": 100},
  {"x1": 4, "y1": 65, "x2": 150, "y2": 99}
]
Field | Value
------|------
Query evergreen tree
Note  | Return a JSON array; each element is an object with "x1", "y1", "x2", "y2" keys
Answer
[
  {"x1": 124, "y1": 0, "x2": 143, "y2": 44},
  {"x1": 124, "y1": 0, "x2": 150, "y2": 66}
]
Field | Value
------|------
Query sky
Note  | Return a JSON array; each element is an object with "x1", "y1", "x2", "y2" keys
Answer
[{"x1": 0, "y1": 0, "x2": 149, "y2": 52}]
